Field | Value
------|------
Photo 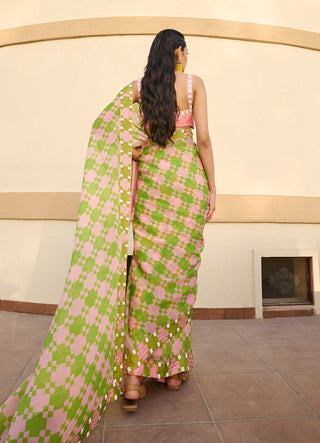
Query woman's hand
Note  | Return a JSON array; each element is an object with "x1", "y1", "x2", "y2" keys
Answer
[
  {"x1": 132, "y1": 146, "x2": 144, "y2": 161},
  {"x1": 205, "y1": 190, "x2": 216, "y2": 223},
  {"x1": 132, "y1": 139, "x2": 149, "y2": 161}
]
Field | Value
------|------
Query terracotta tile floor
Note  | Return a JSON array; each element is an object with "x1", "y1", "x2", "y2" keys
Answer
[{"x1": 1, "y1": 311, "x2": 320, "y2": 442}]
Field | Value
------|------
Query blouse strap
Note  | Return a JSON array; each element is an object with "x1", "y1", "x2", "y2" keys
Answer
[
  {"x1": 137, "y1": 77, "x2": 142, "y2": 103},
  {"x1": 187, "y1": 74, "x2": 192, "y2": 111}
]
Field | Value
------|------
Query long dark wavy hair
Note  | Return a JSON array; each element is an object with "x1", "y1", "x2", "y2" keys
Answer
[{"x1": 140, "y1": 29, "x2": 186, "y2": 147}]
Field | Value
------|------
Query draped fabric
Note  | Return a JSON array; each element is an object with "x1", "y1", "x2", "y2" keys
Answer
[
  {"x1": 125, "y1": 128, "x2": 209, "y2": 380},
  {"x1": 0, "y1": 80, "x2": 210, "y2": 442},
  {"x1": 0, "y1": 83, "x2": 136, "y2": 442}
]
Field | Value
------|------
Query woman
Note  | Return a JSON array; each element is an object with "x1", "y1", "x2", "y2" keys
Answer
[
  {"x1": 123, "y1": 29, "x2": 216, "y2": 410},
  {"x1": 0, "y1": 29, "x2": 215, "y2": 441}
]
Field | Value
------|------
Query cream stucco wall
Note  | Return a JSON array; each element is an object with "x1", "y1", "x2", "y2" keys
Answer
[
  {"x1": 0, "y1": 220, "x2": 76, "y2": 305},
  {"x1": 1, "y1": 0, "x2": 319, "y2": 32},
  {"x1": 1, "y1": 220, "x2": 319, "y2": 309},
  {"x1": 199, "y1": 223, "x2": 320, "y2": 309},
  {"x1": 1, "y1": 35, "x2": 319, "y2": 195},
  {"x1": 0, "y1": 1, "x2": 319, "y2": 314}
]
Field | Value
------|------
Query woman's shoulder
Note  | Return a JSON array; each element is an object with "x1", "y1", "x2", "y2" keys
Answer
[
  {"x1": 176, "y1": 72, "x2": 205, "y2": 89},
  {"x1": 132, "y1": 77, "x2": 143, "y2": 91},
  {"x1": 189, "y1": 73, "x2": 205, "y2": 86},
  {"x1": 187, "y1": 74, "x2": 206, "y2": 96},
  {"x1": 132, "y1": 79, "x2": 142, "y2": 104},
  {"x1": 132, "y1": 78, "x2": 142, "y2": 88}
]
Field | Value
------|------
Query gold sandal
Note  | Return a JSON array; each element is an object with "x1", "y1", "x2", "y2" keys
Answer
[
  {"x1": 123, "y1": 383, "x2": 146, "y2": 411},
  {"x1": 165, "y1": 371, "x2": 189, "y2": 390}
]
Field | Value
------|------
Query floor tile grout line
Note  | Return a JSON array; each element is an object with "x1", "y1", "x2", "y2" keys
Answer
[
  {"x1": 5, "y1": 350, "x2": 37, "y2": 392},
  {"x1": 193, "y1": 342, "x2": 320, "y2": 349},
  {"x1": 101, "y1": 420, "x2": 106, "y2": 443},
  {"x1": 298, "y1": 336, "x2": 320, "y2": 345},
  {"x1": 102, "y1": 408, "x2": 109, "y2": 442},
  {"x1": 195, "y1": 320, "x2": 320, "y2": 327},
  {"x1": 232, "y1": 327, "x2": 319, "y2": 418},
  {"x1": 194, "y1": 370, "x2": 320, "y2": 376},
  {"x1": 13, "y1": 349, "x2": 41, "y2": 384},
  {"x1": 212, "y1": 416, "x2": 320, "y2": 423},
  {"x1": 249, "y1": 339, "x2": 320, "y2": 348},
  {"x1": 104, "y1": 420, "x2": 214, "y2": 429},
  {"x1": 281, "y1": 318, "x2": 320, "y2": 325},
  {"x1": 193, "y1": 371, "x2": 273, "y2": 377},
  {"x1": 193, "y1": 373, "x2": 225, "y2": 443},
  {"x1": 193, "y1": 319, "x2": 320, "y2": 329}
]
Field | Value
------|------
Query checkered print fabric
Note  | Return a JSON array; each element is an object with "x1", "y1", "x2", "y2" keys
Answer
[
  {"x1": 0, "y1": 84, "x2": 134, "y2": 442},
  {"x1": 124, "y1": 128, "x2": 209, "y2": 380}
]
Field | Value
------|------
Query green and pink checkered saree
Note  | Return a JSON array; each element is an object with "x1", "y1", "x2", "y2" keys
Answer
[{"x1": 0, "y1": 81, "x2": 209, "y2": 442}]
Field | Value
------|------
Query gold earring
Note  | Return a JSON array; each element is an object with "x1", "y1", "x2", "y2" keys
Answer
[{"x1": 176, "y1": 62, "x2": 183, "y2": 72}]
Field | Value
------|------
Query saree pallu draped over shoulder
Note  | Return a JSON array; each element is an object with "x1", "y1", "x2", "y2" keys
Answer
[{"x1": 0, "y1": 84, "x2": 136, "y2": 442}]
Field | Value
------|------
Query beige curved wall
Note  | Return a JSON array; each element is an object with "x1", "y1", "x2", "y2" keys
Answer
[
  {"x1": 1, "y1": 34, "x2": 319, "y2": 195},
  {"x1": 1, "y1": 0, "x2": 319, "y2": 32},
  {"x1": 0, "y1": 2, "x2": 319, "y2": 313},
  {"x1": 1, "y1": 220, "x2": 319, "y2": 309}
]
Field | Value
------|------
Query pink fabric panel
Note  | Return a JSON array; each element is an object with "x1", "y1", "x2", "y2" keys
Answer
[
  {"x1": 129, "y1": 160, "x2": 138, "y2": 222},
  {"x1": 175, "y1": 112, "x2": 194, "y2": 128}
]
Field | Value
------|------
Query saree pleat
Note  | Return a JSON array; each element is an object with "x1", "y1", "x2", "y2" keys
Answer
[{"x1": 125, "y1": 128, "x2": 209, "y2": 380}]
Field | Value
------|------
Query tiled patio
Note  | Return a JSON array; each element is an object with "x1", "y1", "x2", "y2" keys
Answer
[{"x1": 1, "y1": 311, "x2": 320, "y2": 442}]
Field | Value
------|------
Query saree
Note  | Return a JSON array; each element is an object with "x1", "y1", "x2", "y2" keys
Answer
[
  {"x1": 0, "y1": 81, "x2": 209, "y2": 442},
  {"x1": 0, "y1": 84, "x2": 135, "y2": 442},
  {"x1": 126, "y1": 128, "x2": 209, "y2": 380}
]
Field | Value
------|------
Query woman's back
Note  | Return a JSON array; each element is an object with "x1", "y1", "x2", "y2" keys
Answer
[
  {"x1": 133, "y1": 71, "x2": 193, "y2": 116},
  {"x1": 174, "y1": 71, "x2": 193, "y2": 113},
  {"x1": 134, "y1": 72, "x2": 194, "y2": 132},
  {"x1": 133, "y1": 72, "x2": 211, "y2": 143}
]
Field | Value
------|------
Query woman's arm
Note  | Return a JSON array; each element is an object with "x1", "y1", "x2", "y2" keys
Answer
[
  {"x1": 132, "y1": 80, "x2": 139, "y2": 104},
  {"x1": 193, "y1": 75, "x2": 216, "y2": 222}
]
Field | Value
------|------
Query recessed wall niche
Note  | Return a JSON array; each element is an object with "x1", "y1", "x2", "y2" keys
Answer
[
  {"x1": 261, "y1": 256, "x2": 312, "y2": 305},
  {"x1": 253, "y1": 249, "x2": 320, "y2": 319}
]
